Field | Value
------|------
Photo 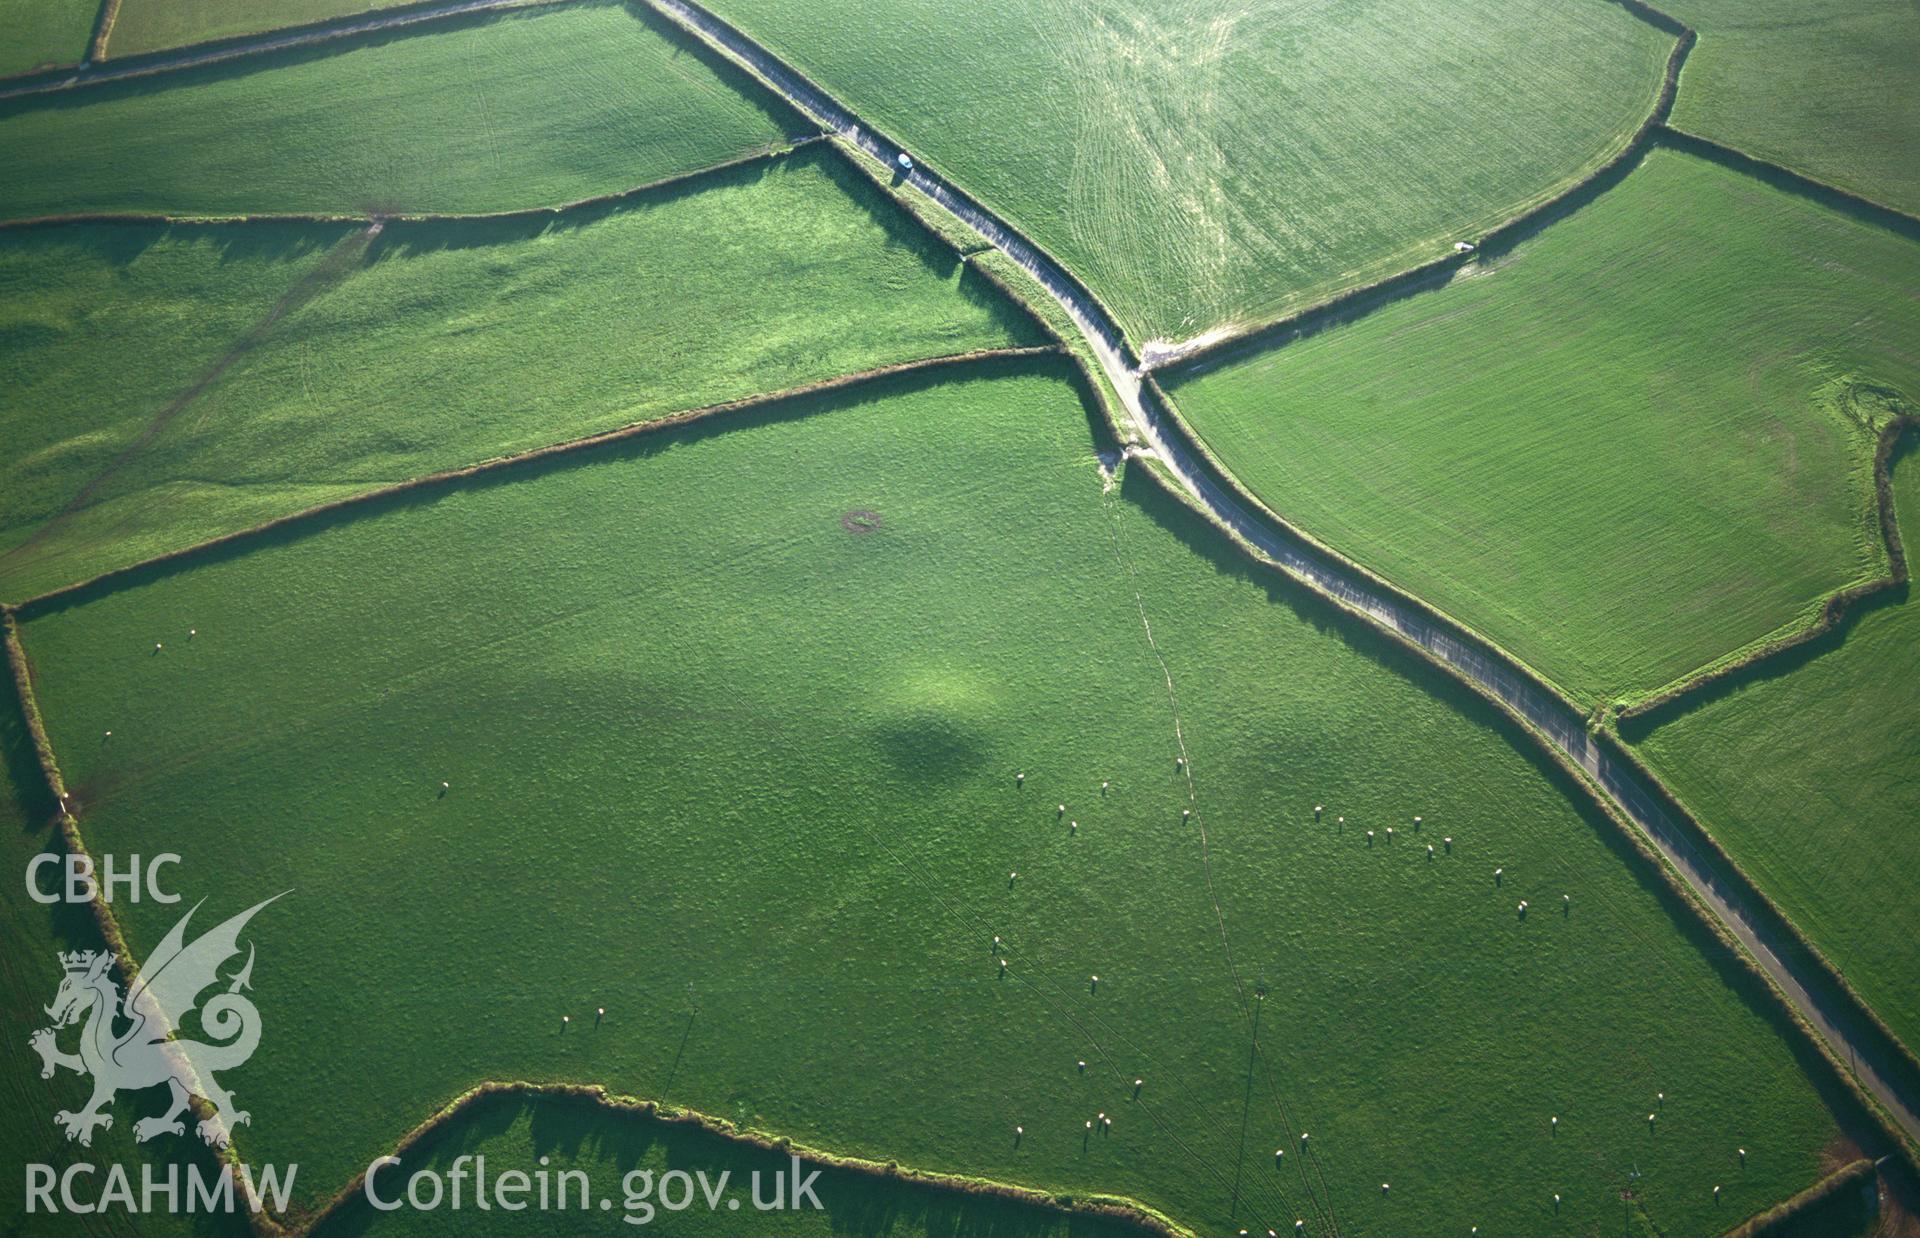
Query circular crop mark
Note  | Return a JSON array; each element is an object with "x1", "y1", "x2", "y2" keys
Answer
[{"x1": 840, "y1": 509, "x2": 883, "y2": 535}]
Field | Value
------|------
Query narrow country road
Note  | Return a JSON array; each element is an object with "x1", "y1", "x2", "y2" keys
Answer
[
  {"x1": 0, "y1": 0, "x2": 562, "y2": 102},
  {"x1": 645, "y1": 0, "x2": 1920, "y2": 1148}
]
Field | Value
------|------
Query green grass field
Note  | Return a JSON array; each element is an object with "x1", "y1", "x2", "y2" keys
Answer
[
  {"x1": 105, "y1": 0, "x2": 416, "y2": 58},
  {"x1": 311, "y1": 1090, "x2": 1147, "y2": 1235},
  {"x1": 1664, "y1": 0, "x2": 1920, "y2": 216},
  {"x1": 0, "y1": 145, "x2": 1038, "y2": 600},
  {"x1": 702, "y1": 0, "x2": 1670, "y2": 348},
  {"x1": 1632, "y1": 439, "x2": 1920, "y2": 1058},
  {"x1": 1167, "y1": 148, "x2": 1920, "y2": 706},
  {"x1": 18, "y1": 363, "x2": 1856, "y2": 1235},
  {"x1": 0, "y1": 0, "x2": 97, "y2": 77},
  {"x1": 1, "y1": 661, "x2": 248, "y2": 1238},
  {"x1": 0, "y1": 2, "x2": 802, "y2": 222}
]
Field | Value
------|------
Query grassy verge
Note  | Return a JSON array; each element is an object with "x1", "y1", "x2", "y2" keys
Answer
[
  {"x1": 1164, "y1": 146, "x2": 1920, "y2": 707},
  {"x1": 0, "y1": 1, "x2": 803, "y2": 221},
  {"x1": 0, "y1": 142, "x2": 1041, "y2": 600},
  {"x1": 15, "y1": 359, "x2": 1868, "y2": 1233}
]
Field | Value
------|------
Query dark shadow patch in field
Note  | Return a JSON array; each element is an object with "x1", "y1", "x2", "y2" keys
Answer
[
  {"x1": 0, "y1": 0, "x2": 811, "y2": 153},
  {"x1": 0, "y1": 643, "x2": 57, "y2": 834},
  {"x1": 311, "y1": 1090, "x2": 1148, "y2": 1237},
  {"x1": 1114, "y1": 458, "x2": 1914, "y2": 1168},
  {"x1": 17, "y1": 351, "x2": 1080, "y2": 621}
]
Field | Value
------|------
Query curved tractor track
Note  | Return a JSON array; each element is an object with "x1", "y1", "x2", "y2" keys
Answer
[{"x1": 642, "y1": 0, "x2": 1920, "y2": 1149}]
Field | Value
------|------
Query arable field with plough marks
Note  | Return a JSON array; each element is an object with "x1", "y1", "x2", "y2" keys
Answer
[{"x1": 699, "y1": 0, "x2": 1672, "y2": 351}]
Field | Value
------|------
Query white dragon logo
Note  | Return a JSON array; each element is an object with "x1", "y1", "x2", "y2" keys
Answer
[{"x1": 28, "y1": 895, "x2": 280, "y2": 1149}]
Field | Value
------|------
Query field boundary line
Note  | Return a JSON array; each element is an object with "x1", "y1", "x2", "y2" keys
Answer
[
  {"x1": 9, "y1": 347, "x2": 1064, "y2": 616},
  {"x1": 848, "y1": 141, "x2": 1341, "y2": 1230},
  {"x1": 3, "y1": 606, "x2": 285, "y2": 1232},
  {"x1": 0, "y1": 133, "x2": 826, "y2": 232},
  {"x1": 1595, "y1": 724, "x2": 1920, "y2": 1097},
  {"x1": 1116, "y1": 459, "x2": 1920, "y2": 1182},
  {"x1": 1135, "y1": 361, "x2": 1920, "y2": 1153},
  {"x1": 293, "y1": 1080, "x2": 1190, "y2": 1236},
  {"x1": 1653, "y1": 126, "x2": 1920, "y2": 241},
  {"x1": 1617, "y1": 417, "x2": 1915, "y2": 728},
  {"x1": 0, "y1": 0, "x2": 575, "y2": 100},
  {"x1": 86, "y1": 0, "x2": 121, "y2": 61},
  {"x1": 1153, "y1": 40, "x2": 1920, "y2": 382},
  {"x1": 1723, "y1": 1156, "x2": 1878, "y2": 1236},
  {"x1": 638, "y1": 0, "x2": 1920, "y2": 1161},
  {"x1": 1139, "y1": 0, "x2": 1694, "y2": 375},
  {"x1": 1, "y1": 223, "x2": 385, "y2": 574},
  {"x1": 637, "y1": 0, "x2": 1151, "y2": 383}
]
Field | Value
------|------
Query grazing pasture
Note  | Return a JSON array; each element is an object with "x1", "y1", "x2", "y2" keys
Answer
[
  {"x1": 0, "y1": 145, "x2": 1036, "y2": 600},
  {"x1": 0, "y1": 0, "x2": 97, "y2": 77},
  {"x1": 0, "y1": 1, "x2": 802, "y2": 222},
  {"x1": 1664, "y1": 0, "x2": 1920, "y2": 215},
  {"x1": 105, "y1": 0, "x2": 418, "y2": 58},
  {"x1": 700, "y1": 0, "x2": 1671, "y2": 349},
  {"x1": 1632, "y1": 441, "x2": 1920, "y2": 1058},
  {"x1": 1167, "y1": 148, "x2": 1920, "y2": 705},
  {"x1": 311, "y1": 1089, "x2": 1151, "y2": 1236},
  {"x1": 0, "y1": 670, "x2": 242, "y2": 1238},
  {"x1": 20, "y1": 364, "x2": 1853, "y2": 1235}
]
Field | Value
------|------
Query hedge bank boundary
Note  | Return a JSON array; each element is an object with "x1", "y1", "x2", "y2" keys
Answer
[
  {"x1": 0, "y1": 133, "x2": 824, "y2": 232},
  {"x1": 13, "y1": 347, "x2": 1063, "y2": 617},
  {"x1": 647, "y1": 0, "x2": 1920, "y2": 1155},
  {"x1": 296, "y1": 1081, "x2": 1186, "y2": 1236},
  {"x1": 1114, "y1": 454, "x2": 1920, "y2": 1185},
  {"x1": 0, "y1": 0, "x2": 570, "y2": 100},
  {"x1": 3, "y1": 606, "x2": 278, "y2": 1227},
  {"x1": 1619, "y1": 419, "x2": 1915, "y2": 730},
  {"x1": 1145, "y1": 9, "x2": 1693, "y2": 377},
  {"x1": 1723, "y1": 1157, "x2": 1877, "y2": 1236}
]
